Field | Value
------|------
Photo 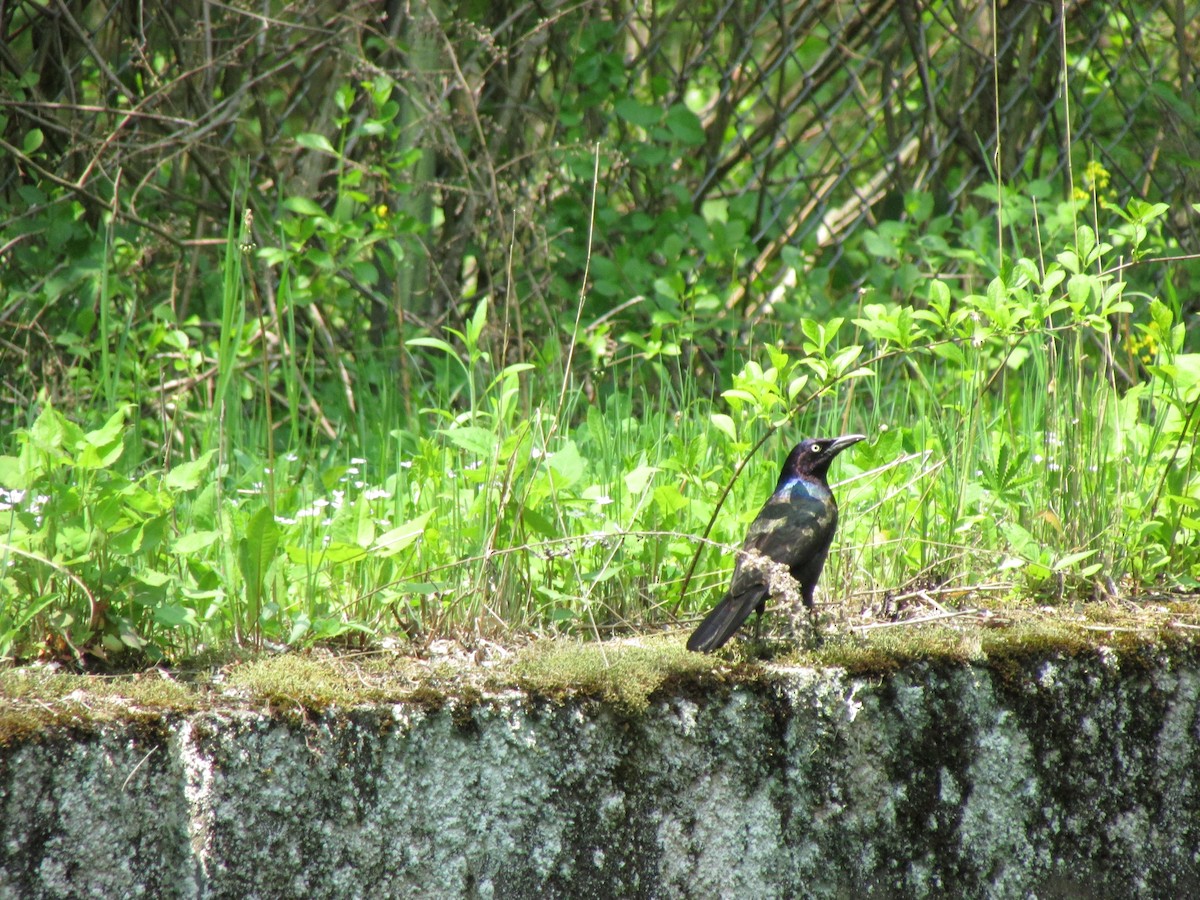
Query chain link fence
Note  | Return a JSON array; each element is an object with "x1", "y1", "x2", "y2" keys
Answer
[{"x1": 2, "y1": 0, "x2": 1196, "y2": 326}]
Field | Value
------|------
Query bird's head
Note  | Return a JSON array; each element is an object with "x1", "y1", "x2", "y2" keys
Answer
[{"x1": 778, "y1": 434, "x2": 866, "y2": 485}]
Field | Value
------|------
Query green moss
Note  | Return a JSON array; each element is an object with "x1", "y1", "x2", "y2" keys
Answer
[
  {"x1": 979, "y1": 620, "x2": 1094, "y2": 661},
  {"x1": 0, "y1": 667, "x2": 201, "y2": 747},
  {"x1": 512, "y1": 635, "x2": 725, "y2": 714},
  {"x1": 806, "y1": 626, "x2": 984, "y2": 677},
  {"x1": 4, "y1": 608, "x2": 1200, "y2": 742},
  {"x1": 0, "y1": 669, "x2": 91, "y2": 701},
  {"x1": 225, "y1": 652, "x2": 458, "y2": 718},
  {"x1": 0, "y1": 705, "x2": 79, "y2": 748},
  {"x1": 768, "y1": 609, "x2": 1200, "y2": 683},
  {"x1": 227, "y1": 655, "x2": 369, "y2": 715}
]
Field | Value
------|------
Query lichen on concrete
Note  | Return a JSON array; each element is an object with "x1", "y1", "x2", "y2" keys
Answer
[{"x1": 3, "y1": 628, "x2": 1200, "y2": 897}]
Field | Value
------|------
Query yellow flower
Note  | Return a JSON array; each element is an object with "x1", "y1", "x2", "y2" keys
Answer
[
  {"x1": 1125, "y1": 330, "x2": 1157, "y2": 367},
  {"x1": 1076, "y1": 160, "x2": 1112, "y2": 201}
]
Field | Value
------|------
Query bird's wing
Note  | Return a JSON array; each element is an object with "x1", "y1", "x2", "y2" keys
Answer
[
  {"x1": 729, "y1": 491, "x2": 835, "y2": 593},
  {"x1": 685, "y1": 583, "x2": 768, "y2": 652}
]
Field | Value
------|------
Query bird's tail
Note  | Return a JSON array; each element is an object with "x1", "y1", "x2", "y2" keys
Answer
[{"x1": 686, "y1": 589, "x2": 765, "y2": 653}]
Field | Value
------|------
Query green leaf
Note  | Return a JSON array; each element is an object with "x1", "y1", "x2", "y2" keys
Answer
[
  {"x1": 1052, "y1": 549, "x2": 1098, "y2": 571},
  {"x1": 930, "y1": 342, "x2": 965, "y2": 366},
  {"x1": 238, "y1": 506, "x2": 280, "y2": 625},
  {"x1": 467, "y1": 297, "x2": 489, "y2": 349},
  {"x1": 0, "y1": 455, "x2": 25, "y2": 488},
  {"x1": 440, "y1": 426, "x2": 498, "y2": 457},
  {"x1": 282, "y1": 196, "x2": 327, "y2": 217},
  {"x1": 521, "y1": 506, "x2": 558, "y2": 539},
  {"x1": 1067, "y1": 273, "x2": 1094, "y2": 308},
  {"x1": 624, "y1": 465, "x2": 658, "y2": 495},
  {"x1": 1041, "y1": 267, "x2": 1066, "y2": 293},
  {"x1": 1076, "y1": 225, "x2": 1096, "y2": 263},
  {"x1": 83, "y1": 405, "x2": 131, "y2": 448},
  {"x1": 74, "y1": 407, "x2": 130, "y2": 470},
  {"x1": 135, "y1": 569, "x2": 172, "y2": 588},
  {"x1": 864, "y1": 230, "x2": 900, "y2": 260},
  {"x1": 328, "y1": 493, "x2": 377, "y2": 549},
  {"x1": 373, "y1": 510, "x2": 432, "y2": 557},
  {"x1": 614, "y1": 98, "x2": 661, "y2": 128},
  {"x1": 710, "y1": 413, "x2": 737, "y2": 442},
  {"x1": 664, "y1": 104, "x2": 705, "y2": 145},
  {"x1": 109, "y1": 520, "x2": 147, "y2": 556},
  {"x1": 652, "y1": 483, "x2": 689, "y2": 514},
  {"x1": 116, "y1": 623, "x2": 149, "y2": 650},
  {"x1": 173, "y1": 530, "x2": 221, "y2": 554},
  {"x1": 29, "y1": 405, "x2": 71, "y2": 454},
  {"x1": 23, "y1": 128, "x2": 44, "y2": 154},
  {"x1": 787, "y1": 374, "x2": 810, "y2": 402},
  {"x1": 830, "y1": 344, "x2": 865, "y2": 376},
  {"x1": 547, "y1": 440, "x2": 586, "y2": 488},
  {"x1": 721, "y1": 388, "x2": 757, "y2": 406},
  {"x1": 154, "y1": 604, "x2": 199, "y2": 629},
  {"x1": 164, "y1": 450, "x2": 219, "y2": 491},
  {"x1": 318, "y1": 541, "x2": 369, "y2": 565},
  {"x1": 407, "y1": 336, "x2": 460, "y2": 357},
  {"x1": 75, "y1": 441, "x2": 123, "y2": 470},
  {"x1": 1056, "y1": 250, "x2": 1080, "y2": 274},
  {"x1": 295, "y1": 133, "x2": 337, "y2": 155}
]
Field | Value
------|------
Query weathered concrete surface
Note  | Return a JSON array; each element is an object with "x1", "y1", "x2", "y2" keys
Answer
[{"x1": 4, "y1": 654, "x2": 1200, "y2": 898}]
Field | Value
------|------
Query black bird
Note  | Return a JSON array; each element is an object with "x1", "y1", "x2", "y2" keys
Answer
[{"x1": 687, "y1": 434, "x2": 865, "y2": 653}]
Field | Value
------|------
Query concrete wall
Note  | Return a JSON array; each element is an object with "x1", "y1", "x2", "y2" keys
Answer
[{"x1": 3, "y1": 654, "x2": 1200, "y2": 898}]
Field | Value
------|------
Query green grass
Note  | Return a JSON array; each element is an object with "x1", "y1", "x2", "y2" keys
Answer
[{"x1": 1, "y1": 188, "x2": 1199, "y2": 666}]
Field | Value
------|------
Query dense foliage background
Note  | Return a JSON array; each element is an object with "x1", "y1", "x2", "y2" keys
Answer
[{"x1": 1, "y1": 0, "x2": 1198, "y2": 663}]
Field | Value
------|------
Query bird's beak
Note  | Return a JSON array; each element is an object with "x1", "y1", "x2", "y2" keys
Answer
[{"x1": 827, "y1": 434, "x2": 867, "y2": 455}]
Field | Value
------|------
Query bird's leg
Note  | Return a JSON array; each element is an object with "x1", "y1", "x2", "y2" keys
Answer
[
  {"x1": 807, "y1": 602, "x2": 823, "y2": 648},
  {"x1": 753, "y1": 599, "x2": 766, "y2": 643}
]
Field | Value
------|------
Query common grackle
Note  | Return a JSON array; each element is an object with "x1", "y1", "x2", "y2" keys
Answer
[{"x1": 687, "y1": 434, "x2": 865, "y2": 653}]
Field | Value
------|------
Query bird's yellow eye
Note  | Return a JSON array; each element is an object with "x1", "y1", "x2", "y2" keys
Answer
[{"x1": 812, "y1": 444, "x2": 822, "y2": 454}]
